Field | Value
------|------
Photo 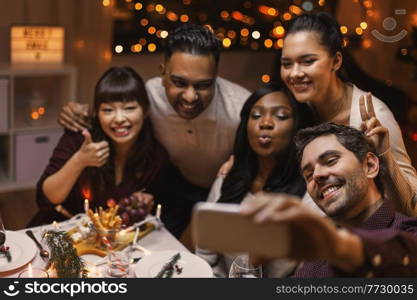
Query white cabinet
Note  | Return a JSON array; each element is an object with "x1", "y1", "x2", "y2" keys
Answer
[{"x1": 0, "y1": 64, "x2": 76, "y2": 192}]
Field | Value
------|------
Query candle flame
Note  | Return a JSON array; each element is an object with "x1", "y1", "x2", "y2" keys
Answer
[{"x1": 82, "y1": 186, "x2": 92, "y2": 200}]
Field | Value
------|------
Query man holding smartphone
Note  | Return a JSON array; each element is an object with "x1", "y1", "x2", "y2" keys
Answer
[{"x1": 241, "y1": 123, "x2": 417, "y2": 277}]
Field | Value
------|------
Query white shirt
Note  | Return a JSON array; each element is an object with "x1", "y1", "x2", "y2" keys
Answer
[{"x1": 146, "y1": 76, "x2": 250, "y2": 188}]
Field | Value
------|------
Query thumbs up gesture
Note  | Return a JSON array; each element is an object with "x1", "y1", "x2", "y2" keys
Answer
[{"x1": 75, "y1": 129, "x2": 110, "y2": 167}]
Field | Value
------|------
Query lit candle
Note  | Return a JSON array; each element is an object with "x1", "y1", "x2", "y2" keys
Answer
[
  {"x1": 52, "y1": 221, "x2": 59, "y2": 230},
  {"x1": 28, "y1": 263, "x2": 33, "y2": 277},
  {"x1": 156, "y1": 204, "x2": 162, "y2": 219},
  {"x1": 84, "y1": 199, "x2": 89, "y2": 214}
]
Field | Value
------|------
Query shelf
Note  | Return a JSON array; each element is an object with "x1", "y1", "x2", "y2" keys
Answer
[
  {"x1": 12, "y1": 125, "x2": 61, "y2": 134},
  {"x1": 0, "y1": 65, "x2": 76, "y2": 193}
]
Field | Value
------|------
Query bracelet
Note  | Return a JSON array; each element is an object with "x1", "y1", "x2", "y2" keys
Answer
[{"x1": 377, "y1": 147, "x2": 391, "y2": 157}]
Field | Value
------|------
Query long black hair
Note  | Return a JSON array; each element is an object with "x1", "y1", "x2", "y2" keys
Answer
[
  {"x1": 218, "y1": 84, "x2": 315, "y2": 204},
  {"x1": 81, "y1": 66, "x2": 163, "y2": 202}
]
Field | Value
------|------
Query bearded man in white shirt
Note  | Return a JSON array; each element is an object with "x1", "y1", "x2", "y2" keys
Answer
[{"x1": 58, "y1": 24, "x2": 250, "y2": 239}]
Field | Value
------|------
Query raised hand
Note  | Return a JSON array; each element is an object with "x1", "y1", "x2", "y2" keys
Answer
[
  {"x1": 75, "y1": 129, "x2": 109, "y2": 167},
  {"x1": 241, "y1": 193, "x2": 364, "y2": 271},
  {"x1": 359, "y1": 93, "x2": 390, "y2": 155},
  {"x1": 58, "y1": 102, "x2": 91, "y2": 132}
]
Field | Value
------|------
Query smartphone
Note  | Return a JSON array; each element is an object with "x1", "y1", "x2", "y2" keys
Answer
[{"x1": 191, "y1": 202, "x2": 290, "y2": 258}]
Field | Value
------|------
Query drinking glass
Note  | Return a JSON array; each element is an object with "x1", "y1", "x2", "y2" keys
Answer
[
  {"x1": 229, "y1": 254, "x2": 262, "y2": 278},
  {"x1": 0, "y1": 214, "x2": 6, "y2": 247},
  {"x1": 107, "y1": 249, "x2": 131, "y2": 277}
]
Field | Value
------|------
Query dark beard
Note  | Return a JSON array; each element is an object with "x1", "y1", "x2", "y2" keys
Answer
[{"x1": 327, "y1": 168, "x2": 368, "y2": 222}]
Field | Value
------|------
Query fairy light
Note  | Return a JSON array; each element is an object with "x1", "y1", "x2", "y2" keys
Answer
[
  {"x1": 340, "y1": 26, "x2": 348, "y2": 34},
  {"x1": 38, "y1": 107, "x2": 45, "y2": 115},
  {"x1": 155, "y1": 4, "x2": 164, "y2": 13},
  {"x1": 131, "y1": 44, "x2": 142, "y2": 52},
  {"x1": 139, "y1": 38, "x2": 147, "y2": 45},
  {"x1": 160, "y1": 30, "x2": 168, "y2": 38},
  {"x1": 258, "y1": 5, "x2": 279, "y2": 17},
  {"x1": 264, "y1": 39, "x2": 273, "y2": 48},
  {"x1": 401, "y1": 48, "x2": 408, "y2": 56},
  {"x1": 363, "y1": 0, "x2": 372, "y2": 8},
  {"x1": 148, "y1": 26, "x2": 156, "y2": 34},
  {"x1": 360, "y1": 22, "x2": 368, "y2": 30},
  {"x1": 240, "y1": 28, "x2": 249, "y2": 37},
  {"x1": 146, "y1": 4, "x2": 155, "y2": 12},
  {"x1": 222, "y1": 38, "x2": 232, "y2": 48},
  {"x1": 227, "y1": 30, "x2": 237, "y2": 39},
  {"x1": 273, "y1": 26, "x2": 285, "y2": 38},
  {"x1": 140, "y1": 18, "x2": 149, "y2": 26},
  {"x1": 355, "y1": 27, "x2": 363, "y2": 35},
  {"x1": 283, "y1": 13, "x2": 292, "y2": 21},
  {"x1": 261, "y1": 74, "x2": 271, "y2": 83},
  {"x1": 232, "y1": 11, "x2": 244, "y2": 21},
  {"x1": 102, "y1": 0, "x2": 110, "y2": 7},
  {"x1": 31, "y1": 111, "x2": 40, "y2": 120},
  {"x1": 180, "y1": 14, "x2": 189, "y2": 23},
  {"x1": 115, "y1": 45, "x2": 123, "y2": 53},
  {"x1": 276, "y1": 39, "x2": 284, "y2": 48},
  {"x1": 318, "y1": 0, "x2": 326, "y2": 6},
  {"x1": 148, "y1": 43, "x2": 157, "y2": 52},
  {"x1": 134, "y1": 2, "x2": 142, "y2": 10},
  {"x1": 220, "y1": 10, "x2": 230, "y2": 20},
  {"x1": 167, "y1": 12, "x2": 178, "y2": 22},
  {"x1": 289, "y1": 5, "x2": 303, "y2": 15},
  {"x1": 252, "y1": 30, "x2": 261, "y2": 39}
]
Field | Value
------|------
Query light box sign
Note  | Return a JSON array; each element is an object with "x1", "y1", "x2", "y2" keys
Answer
[{"x1": 10, "y1": 26, "x2": 64, "y2": 64}]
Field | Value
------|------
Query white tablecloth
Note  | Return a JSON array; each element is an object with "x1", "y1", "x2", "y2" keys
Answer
[{"x1": 0, "y1": 216, "x2": 189, "y2": 278}]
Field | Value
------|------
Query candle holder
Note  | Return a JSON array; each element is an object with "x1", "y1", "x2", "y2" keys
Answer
[{"x1": 18, "y1": 267, "x2": 49, "y2": 278}]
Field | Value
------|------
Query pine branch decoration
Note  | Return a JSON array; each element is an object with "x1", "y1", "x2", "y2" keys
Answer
[
  {"x1": 43, "y1": 230, "x2": 88, "y2": 278},
  {"x1": 155, "y1": 253, "x2": 181, "y2": 278}
]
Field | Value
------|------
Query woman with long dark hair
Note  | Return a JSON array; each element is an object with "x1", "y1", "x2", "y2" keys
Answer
[
  {"x1": 279, "y1": 12, "x2": 417, "y2": 215},
  {"x1": 199, "y1": 84, "x2": 315, "y2": 277},
  {"x1": 31, "y1": 67, "x2": 170, "y2": 226}
]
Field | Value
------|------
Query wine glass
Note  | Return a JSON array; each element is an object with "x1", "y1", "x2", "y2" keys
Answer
[
  {"x1": 229, "y1": 254, "x2": 262, "y2": 278},
  {"x1": 0, "y1": 214, "x2": 6, "y2": 248}
]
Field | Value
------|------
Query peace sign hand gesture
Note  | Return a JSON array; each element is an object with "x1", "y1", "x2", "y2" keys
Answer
[{"x1": 359, "y1": 92, "x2": 390, "y2": 156}]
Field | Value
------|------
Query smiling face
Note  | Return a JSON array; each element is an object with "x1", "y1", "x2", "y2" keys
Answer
[
  {"x1": 300, "y1": 134, "x2": 369, "y2": 220},
  {"x1": 98, "y1": 101, "x2": 144, "y2": 148},
  {"x1": 161, "y1": 52, "x2": 217, "y2": 119},
  {"x1": 247, "y1": 91, "x2": 295, "y2": 159},
  {"x1": 280, "y1": 31, "x2": 341, "y2": 104}
]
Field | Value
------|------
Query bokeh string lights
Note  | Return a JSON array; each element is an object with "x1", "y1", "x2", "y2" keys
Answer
[{"x1": 108, "y1": 0, "x2": 342, "y2": 55}]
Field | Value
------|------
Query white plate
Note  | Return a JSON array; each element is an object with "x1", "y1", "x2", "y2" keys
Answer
[
  {"x1": 0, "y1": 231, "x2": 37, "y2": 272},
  {"x1": 134, "y1": 250, "x2": 213, "y2": 278}
]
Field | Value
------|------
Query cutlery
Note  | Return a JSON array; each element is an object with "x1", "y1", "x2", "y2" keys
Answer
[
  {"x1": 25, "y1": 230, "x2": 50, "y2": 259},
  {"x1": 95, "y1": 256, "x2": 142, "y2": 266}
]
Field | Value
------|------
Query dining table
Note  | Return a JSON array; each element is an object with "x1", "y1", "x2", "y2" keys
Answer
[{"x1": 0, "y1": 214, "x2": 191, "y2": 278}]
